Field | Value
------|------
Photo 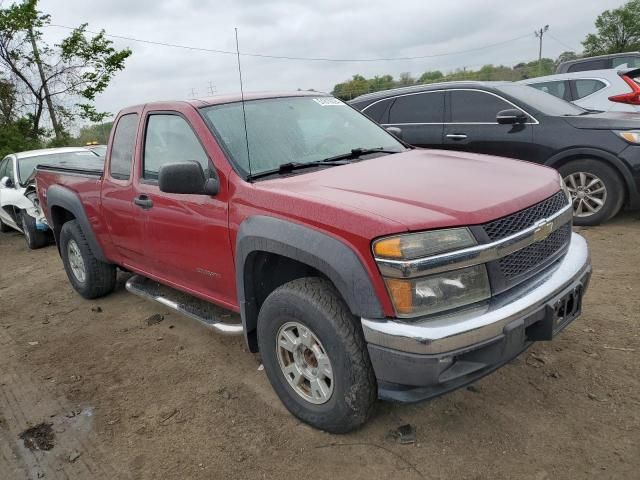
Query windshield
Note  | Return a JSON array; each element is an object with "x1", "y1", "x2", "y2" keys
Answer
[
  {"x1": 201, "y1": 96, "x2": 405, "y2": 177},
  {"x1": 17, "y1": 150, "x2": 103, "y2": 184},
  {"x1": 496, "y1": 84, "x2": 588, "y2": 116}
]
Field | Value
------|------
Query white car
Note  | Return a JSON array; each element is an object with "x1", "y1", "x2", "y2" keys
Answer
[
  {"x1": 518, "y1": 68, "x2": 640, "y2": 114},
  {"x1": 0, "y1": 147, "x2": 101, "y2": 249}
]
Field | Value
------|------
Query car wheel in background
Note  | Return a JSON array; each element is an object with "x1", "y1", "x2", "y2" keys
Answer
[
  {"x1": 59, "y1": 220, "x2": 117, "y2": 299},
  {"x1": 0, "y1": 217, "x2": 11, "y2": 233},
  {"x1": 559, "y1": 159, "x2": 624, "y2": 226},
  {"x1": 257, "y1": 277, "x2": 377, "y2": 433},
  {"x1": 20, "y1": 211, "x2": 49, "y2": 249}
]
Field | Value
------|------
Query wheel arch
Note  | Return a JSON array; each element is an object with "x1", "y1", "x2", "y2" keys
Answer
[
  {"x1": 46, "y1": 185, "x2": 108, "y2": 262},
  {"x1": 236, "y1": 216, "x2": 384, "y2": 352},
  {"x1": 545, "y1": 148, "x2": 637, "y2": 206}
]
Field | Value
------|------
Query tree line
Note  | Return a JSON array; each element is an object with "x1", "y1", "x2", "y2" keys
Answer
[
  {"x1": 332, "y1": 0, "x2": 640, "y2": 100},
  {"x1": 0, "y1": 0, "x2": 130, "y2": 158}
]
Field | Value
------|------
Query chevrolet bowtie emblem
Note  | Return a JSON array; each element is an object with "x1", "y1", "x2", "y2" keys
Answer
[{"x1": 533, "y1": 220, "x2": 554, "y2": 242}]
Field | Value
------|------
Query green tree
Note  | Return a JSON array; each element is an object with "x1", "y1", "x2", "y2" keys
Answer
[
  {"x1": 0, "y1": 0, "x2": 131, "y2": 140},
  {"x1": 418, "y1": 70, "x2": 443, "y2": 83},
  {"x1": 582, "y1": 0, "x2": 640, "y2": 55}
]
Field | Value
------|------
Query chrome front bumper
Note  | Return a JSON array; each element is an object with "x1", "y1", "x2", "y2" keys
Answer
[{"x1": 362, "y1": 233, "x2": 591, "y2": 355}]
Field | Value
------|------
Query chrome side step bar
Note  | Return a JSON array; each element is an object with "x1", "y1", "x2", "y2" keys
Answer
[{"x1": 125, "y1": 275, "x2": 244, "y2": 335}]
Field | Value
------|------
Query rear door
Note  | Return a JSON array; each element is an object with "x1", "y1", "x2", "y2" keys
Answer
[
  {"x1": 100, "y1": 110, "x2": 149, "y2": 268},
  {"x1": 382, "y1": 91, "x2": 445, "y2": 147},
  {"x1": 134, "y1": 105, "x2": 236, "y2": 307},
  {"x1": 443, "y1": 89, "x2": 536, "y2": 161}
]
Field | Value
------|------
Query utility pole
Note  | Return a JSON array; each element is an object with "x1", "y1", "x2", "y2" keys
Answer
[
  {"x1": 207, "y1": 81, "x2": 217, "y2": 96},
  {"x1": 535, "y1": 25, "x2": 549, "y2": 75},
  {"x1": 28, "y1": 27, "x2": 62, "y2": 140}
]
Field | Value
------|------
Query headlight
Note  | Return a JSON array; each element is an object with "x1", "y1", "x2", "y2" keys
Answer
[
  {"x1": 384, "y1": 265, "x2": 490, "y2": 317},
  {"x1": 615, "y1": 130, "x2": 640, "y2": 144},
  {"x1": 373, "y1": 228, "x2": 476, "y2": 260},
  {"x1": 559, "y1": 173, "x2": 572, "y2": 203}
]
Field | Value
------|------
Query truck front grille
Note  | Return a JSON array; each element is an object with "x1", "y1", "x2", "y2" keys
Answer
[
  {"x1": 483, "y1": 191, "x2": 568, "y2": 241},
  {"x1": 498, "y1": 223, "x2": 572, "y2": 279}
]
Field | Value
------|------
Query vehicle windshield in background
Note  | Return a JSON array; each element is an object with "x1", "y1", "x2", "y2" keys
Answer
[
  {"x1": 201, "y1": 96, "x2": 405, "y2": 177},
  {"x1": 88, "y1": 145, "x2": 108, "y2": 158},
  {"x1": 496, "y1": 84, "x2": 588, "y2": 116},
  {"x1": 17, "y1": 150, "x2": 103, "y2": 185}
]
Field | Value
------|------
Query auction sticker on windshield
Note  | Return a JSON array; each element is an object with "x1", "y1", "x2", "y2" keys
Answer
[{"x1": 313, "y1": 97, "x2": 344, "y2": 106}]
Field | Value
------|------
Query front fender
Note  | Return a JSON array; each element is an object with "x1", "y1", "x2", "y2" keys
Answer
[{"x1": 235, "y1": 216, "x2": 384, "y2": 351}]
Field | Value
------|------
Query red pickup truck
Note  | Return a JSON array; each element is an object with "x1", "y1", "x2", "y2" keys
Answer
[{"x1": 36, "y1": 91, "x2": 591, "y2": 433}]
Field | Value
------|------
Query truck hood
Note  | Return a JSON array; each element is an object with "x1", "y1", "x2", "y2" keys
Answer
[
  {"x1": 260, "y1": 149, "x2": 561, "y2": 231},
  {"x1": 563, "y1": 111, "x2": 640, "y2": 130}
]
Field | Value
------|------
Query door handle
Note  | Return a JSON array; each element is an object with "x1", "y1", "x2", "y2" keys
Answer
[
  {"x1": 446, "y1": 134, "x2": 468, "y2": 140},
  {"x1": 133, "y1": 195, "x2": 153, "y2": 210}
]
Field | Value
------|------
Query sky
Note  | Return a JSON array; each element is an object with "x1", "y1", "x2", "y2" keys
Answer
[{"x1": 38, "y1": 0, "x2": 628, "y2": 120}]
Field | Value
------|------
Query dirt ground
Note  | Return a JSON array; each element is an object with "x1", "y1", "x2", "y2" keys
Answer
[{"x1": 1, "y1": 214, "x2": 639, "y2": 480}]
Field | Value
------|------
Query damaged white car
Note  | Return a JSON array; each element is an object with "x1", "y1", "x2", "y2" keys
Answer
[{"x1": 0, "y1": 147, "x2": 101, "y2": 249}]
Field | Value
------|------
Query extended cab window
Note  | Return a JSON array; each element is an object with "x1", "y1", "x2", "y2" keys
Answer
[
  {"x1": 388, "y1": 92, "x2": 444, "y2": 124},
  {"x1": 110, "y1": 114, "x2": 138, "y2": 180},
  {"x1": 143, "y1": 114, "x2": 209, "y2": 180},
  {"x1": 450, "y1": 90, "x2": 513, "y2": 123}
]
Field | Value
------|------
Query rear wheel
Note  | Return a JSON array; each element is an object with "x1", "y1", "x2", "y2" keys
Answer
[
  {"x1": 60, "y1": 220, "x2": 116, "y2": 299},
  {"x1": 559, "y1": 159, "x2": 624, "y2": 226},
  {"x1": 20, "y1": 211, "x2": 48, "y2": 249},
  {"x1": 257, "y1": 277, "x2": 377, "y2": 433}
]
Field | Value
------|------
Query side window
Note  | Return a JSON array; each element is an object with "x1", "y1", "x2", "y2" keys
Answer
[
  {"x1": 567, "y1": 59, "x2": 608, "y2": 72},
  {"x1": 361, "y1": 98, "x2": 393, "y2": 123},
  {"x1": 450, "y1": 90, "x2": 514, "y2": 123},
  {"x1": 110, "y1": 114, "x2": 138, "y2": 180},
  {"x1": 0, "y1": 158, "x2": 8, "y2": 179},
  {"x1": 388, "y1": 92, "x2": 445, "y2": 124},
  {"x1": 574, "y1": 79, "x2": 607, "y2": 99},
  {"x1": 529, "y1": 81, "x2": 571, "y2": 101},
  {"x1": 612, "y1": 56, "x2": 640, "y2": 68},
  {"x1": 143, "y1": 114, "x2": 209, "y2": 180},
  {"x1": 5, "y1": 158, "x2": 14, "y2": 181}
]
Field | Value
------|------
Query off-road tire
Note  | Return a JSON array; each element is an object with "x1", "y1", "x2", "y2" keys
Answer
[
  {"x1": 60, "y1": 220, "x2": 116, "y2": 299},
  {"x1": 559, "y1": 159, "x2": 625, "y2": 226},
  {"x1": 20, "y1": 211, "x2": 49, "y2": 249},
  {"x1": 257, "y1": 277, "x2": 377, "y2": 433}
]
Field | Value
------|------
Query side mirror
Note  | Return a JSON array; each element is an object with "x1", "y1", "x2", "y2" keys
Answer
[
  {"x1": 158, "y1": 161, "x2": 219, "y2": 196},
  {"x1": 0, "y1": 176, "x2": 13, "y2": 188},
  {"x1": 385, "y1": 126, "x2": 404, "y2": 140},
  {"x1": 496, "y1": 109, "x2": 528, "y2": 125}
]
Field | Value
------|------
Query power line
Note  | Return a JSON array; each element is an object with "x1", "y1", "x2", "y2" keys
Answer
[
  {"x1": 45, "y1": 24, "x2": 533, "y2": 63},
  {"x1": 547, "y1": 33, "x2": 579, "y2": 52}
]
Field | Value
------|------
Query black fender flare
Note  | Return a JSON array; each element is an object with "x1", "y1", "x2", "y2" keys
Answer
[
  {"x1": 46, "y1": 184, "x2": 108, "y2": 262},
  {"x1": 235, "y1": 216, "x2": 384, "y2": 351},
  {"x1": 545, "y1": 147, "x2": 638, "y2": 204}
]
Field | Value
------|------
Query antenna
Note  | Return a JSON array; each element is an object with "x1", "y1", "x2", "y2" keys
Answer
[{"x1": 235, "y1": 27, "x2": 253, "y2": 178}]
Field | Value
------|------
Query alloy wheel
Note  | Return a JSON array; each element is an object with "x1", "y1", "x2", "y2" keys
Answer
[
  {"x1": 564, "y1": 171, "x2": 607, "y2": 218},
  {"x1": 67, "y1": 239, "x2": 87, "y2": 283},
  {"x1": 276, "y1": 321, "x2": 334, "y2": 404}
]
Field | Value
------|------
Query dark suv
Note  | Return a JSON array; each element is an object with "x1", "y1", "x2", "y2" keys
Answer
[
  {"x1": 556, "y1": 52, "x2": 640, "y2": 74},
  {"x1": 349, "y1": 82, "x2": 640, "y2": 225}
]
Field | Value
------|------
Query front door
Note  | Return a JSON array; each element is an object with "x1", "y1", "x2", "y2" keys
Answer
[
  {"x1": 135, "y1": 108, "x2": 236, "y2": 308},
  {"x1": 0, "y1": 157, "x2": 20, "y2": 230},
  {"x1": 443, "y1": 89, "x2": 536, "y2": 161}
]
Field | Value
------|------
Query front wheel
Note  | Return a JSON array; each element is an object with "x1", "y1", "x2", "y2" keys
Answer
[
  {"x1": 60, "y1": 220, "x2": 117, "y2": 299},
  {"x1": 257, "y1": 277, "x2": 377, "y2": 433},
  {"x1": 20, "y1": 211, "x2": 49, "y2": 249},
  {"x1": 559, "y1": 159, "x2": 624, "y2": 226}
]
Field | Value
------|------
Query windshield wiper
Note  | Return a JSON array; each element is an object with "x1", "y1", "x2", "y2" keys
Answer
[
  {"x1": 321, "y1": 147, "x2": 401, "y2": 163},
  {"x1": 247, "y1": 147, "x2": 400, "y2": 181}
]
